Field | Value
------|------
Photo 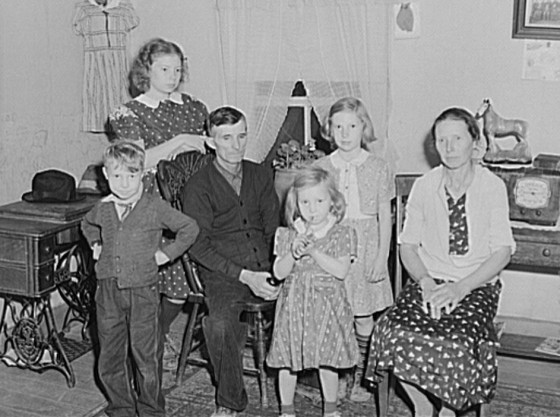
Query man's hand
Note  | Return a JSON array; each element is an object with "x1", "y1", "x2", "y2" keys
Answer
[{"x1": 240, "y1": 269, "x2": 280, "y2": 300}]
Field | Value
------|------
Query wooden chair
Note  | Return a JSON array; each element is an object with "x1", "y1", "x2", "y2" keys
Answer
[
  {"x1": 156, "y1": 151, "x2": 276, "y2": 406},
  {"x1": 390, "y1": 173, "x2": 489, "y2": 417}
]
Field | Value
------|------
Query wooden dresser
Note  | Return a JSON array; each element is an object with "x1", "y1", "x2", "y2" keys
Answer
[{"x1": 509, "y1": 226, "x2": 560, "y2": 272}]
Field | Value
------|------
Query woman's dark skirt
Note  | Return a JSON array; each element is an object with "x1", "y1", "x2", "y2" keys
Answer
[{"x1": 365, "y1": 279, "x2": 502, "y2": 410}]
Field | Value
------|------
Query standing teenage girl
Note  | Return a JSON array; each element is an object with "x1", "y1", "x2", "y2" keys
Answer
[
  {"x1": 267, "y1": 167, "x2": 359, "y2": 417},
  {"x1": 315, "y1": 97, "x2": 394, "y2": 401},
  {"x1": 109, "y1": 38, "x2": 208, "y2": 370}
]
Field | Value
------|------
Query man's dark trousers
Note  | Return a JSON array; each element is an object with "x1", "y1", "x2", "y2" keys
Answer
[{"x1": 202, "y1": 276, "x2": 263, "y2": 412}]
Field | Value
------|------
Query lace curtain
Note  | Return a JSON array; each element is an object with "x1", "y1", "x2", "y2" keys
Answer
[{"x1": 215, "y1": 0, "x2": 393, "y2": 165}]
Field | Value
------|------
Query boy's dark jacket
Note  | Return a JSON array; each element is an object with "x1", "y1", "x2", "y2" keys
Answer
[{"x1": 81, "y1": 192, "x2": 199, "y2": 288}]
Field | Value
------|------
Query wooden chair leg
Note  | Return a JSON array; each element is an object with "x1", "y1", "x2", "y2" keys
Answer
[
  {"x1": 375, "y1": 372, "x2": 391, "y2": 417},
  {"x1": 254, "y1": 311, "x2": 269, "y2": 407},
  {"x1": 176, "y1": 302, "x2": 200, "y2": 385}
]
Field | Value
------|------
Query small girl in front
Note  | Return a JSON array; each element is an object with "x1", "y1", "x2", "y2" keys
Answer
[
  {"x1": 267, "y1": 166, "x2": 359, "y2": 417},
  {"x1": 315, "y1": 97, "x2": 394, "y2": 401}
]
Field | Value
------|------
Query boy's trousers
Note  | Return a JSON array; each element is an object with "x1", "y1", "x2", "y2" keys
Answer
[{"x1": 96, "y1": 278, "x2": 165, "y2": 417}]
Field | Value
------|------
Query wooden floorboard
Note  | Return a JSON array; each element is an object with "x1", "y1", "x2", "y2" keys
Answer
[
  {"x1": 498, "y1": 355, "x2": 560, "y2": 391},
  {"x1": 0, "y1": 307, "x2": 558, "y2": 417},
  {"x1": 0, "y1": 350, "x2": 105, "y2": 417}
]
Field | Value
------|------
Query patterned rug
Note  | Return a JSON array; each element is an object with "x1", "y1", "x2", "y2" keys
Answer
[
  {"x1": 59, "y1": 333, "x2": 93, "y2": 362},
  {"x1": 163, "y1": 366, "x2": 560, "y2": 417}
]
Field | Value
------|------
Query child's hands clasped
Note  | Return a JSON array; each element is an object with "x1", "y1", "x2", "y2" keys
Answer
[{"x1": 291, "y1": 234, "x2": 314, "y2": 259}]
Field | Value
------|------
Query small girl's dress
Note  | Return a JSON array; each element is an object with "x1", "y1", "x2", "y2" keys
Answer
[{"x1": 267, "y1": 224, "x2": 360, "y2": 371}]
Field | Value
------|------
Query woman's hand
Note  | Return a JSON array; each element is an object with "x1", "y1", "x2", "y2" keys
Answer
[
  {"x1": 418, "y1": 275, "x2": 438, "y2": 318},
  {"x1": 167, "y1": 134, "x2": 206, "y2": 159},
  {"x1": 370, "y1": 258, "x2": 389, "y2": 283},
  {"x1": 423, "y1": 280, "x2": 469, "y2": 320}
]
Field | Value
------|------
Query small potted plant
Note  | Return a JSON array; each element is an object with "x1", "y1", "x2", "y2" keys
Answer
[{"x1": 273, "y1": 139, "x2": 326, "y2": 202}]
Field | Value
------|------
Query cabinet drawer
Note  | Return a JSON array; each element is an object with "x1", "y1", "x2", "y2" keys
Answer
[
  {"x1": 0, "y1": 235, "x2": 26, "y2": 263},
  {"x1": 0, "y1": 263, "x2": 56, "y2": 296},
  {"x1": 511, "y1": 241, "x2": 560, "y2": 269},
  {"x1": 34, "y1": 236, "x2": 56, "y2": 265}
]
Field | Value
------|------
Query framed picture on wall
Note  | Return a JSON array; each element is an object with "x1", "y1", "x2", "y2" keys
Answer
[{"x1": 513, "y1": 0, "x2": 560, "y2": 40}]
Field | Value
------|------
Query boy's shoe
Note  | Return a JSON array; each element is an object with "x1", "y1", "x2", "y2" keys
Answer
[
  {"x1": 323, "y1": 411, "x2": 341, "y2": 417},
  {"x1": 279, "y1": 414, "x2": 296, "y2": 417},
  {"x1": 210, "y1": 406, "x2": 239, "y2": 416}
]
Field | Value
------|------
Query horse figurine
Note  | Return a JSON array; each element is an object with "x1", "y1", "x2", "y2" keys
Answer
[{"x1": 475, "y1": 98, "x2": 532, "y2": 164}]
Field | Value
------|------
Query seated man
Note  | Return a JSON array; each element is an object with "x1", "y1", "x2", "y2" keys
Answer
[{"x1": 182, "y1": 106, "x2": 280, "y2": 417}]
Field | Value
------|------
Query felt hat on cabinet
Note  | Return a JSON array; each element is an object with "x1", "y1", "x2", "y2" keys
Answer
[{"x1": 22, "y1": 169, "x2": 86, "y2": 203}]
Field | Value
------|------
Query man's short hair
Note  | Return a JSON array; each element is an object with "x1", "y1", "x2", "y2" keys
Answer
[{"x1": 207, "y1": 106, "x2": 246, "y2": 135}]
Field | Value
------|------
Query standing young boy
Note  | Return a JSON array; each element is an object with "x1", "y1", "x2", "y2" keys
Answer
[{"x1": 81, "y1": 141, "x2": 199, "y2": 417}]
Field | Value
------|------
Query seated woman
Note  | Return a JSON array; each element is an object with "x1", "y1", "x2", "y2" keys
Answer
[{"x1": 365, "y1": 107, "x2": 516, "y2": 417}]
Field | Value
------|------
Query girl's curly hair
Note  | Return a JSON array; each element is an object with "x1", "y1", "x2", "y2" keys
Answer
[{"x1": 130, "y1": 38, "x2": 188, "y2": 94}]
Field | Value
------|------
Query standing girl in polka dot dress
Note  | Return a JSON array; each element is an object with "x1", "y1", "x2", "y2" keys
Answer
[
  {"x1": 315, "y1": 97, "x2": 394, "y2": 401},
  {"x1": 109, "y1": 38, "x2": 209, "y2": 370},
  {"x1": 267, "y1": 167, "x2": 359, "y2": 417}
]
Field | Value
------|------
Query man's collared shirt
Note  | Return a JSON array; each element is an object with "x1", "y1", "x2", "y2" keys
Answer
[{"x1": 214, "y1": 159, "x2": 243, "y2": 196}]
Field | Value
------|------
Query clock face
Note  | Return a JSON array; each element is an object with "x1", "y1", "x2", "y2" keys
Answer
[{"x1": 514, "y1": 177, "x2": 551, "y2": 209}]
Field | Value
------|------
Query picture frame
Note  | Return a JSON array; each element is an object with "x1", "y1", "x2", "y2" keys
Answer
[{"x1": 513, "y1": 0, "x2": 560, "y2": 40}]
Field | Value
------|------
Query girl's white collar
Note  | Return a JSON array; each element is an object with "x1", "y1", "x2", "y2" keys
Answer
[
  {"x1": 331, "y1": 148, "x2": 369, "y2": 166},
  {"x1": 88, "y1": 0, "x2": 121, "y2": 11},
  {"x1": 134, "y1": 92, "x2": 184, "y2": 109}
]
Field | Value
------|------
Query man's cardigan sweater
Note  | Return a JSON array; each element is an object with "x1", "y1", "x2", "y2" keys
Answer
[
  {"x1": 81, "y1": 192, "x2": 199, "y2": 288},
  {"x1": 181, "y1": 160, "x2": 280, "y2": 282}
]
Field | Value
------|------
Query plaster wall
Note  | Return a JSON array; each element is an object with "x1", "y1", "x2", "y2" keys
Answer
[
  {"x1": 0, "y1": 0, "x2": 557, "y2": 322},
  {"x1": 0, "y1": 0, "x2": 222, "y2": 205},
  {"x1": 389, "y1": 0, "x2": 560, "y2": 323}
]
